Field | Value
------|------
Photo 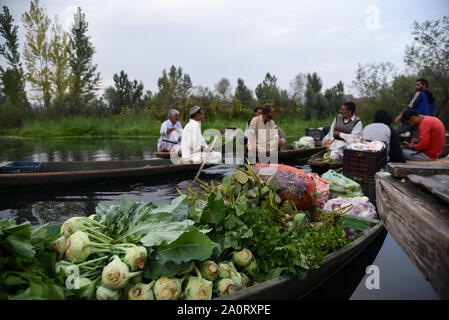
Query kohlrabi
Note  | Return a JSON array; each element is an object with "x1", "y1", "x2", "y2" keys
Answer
[
  {"x1": 63, "y1": 230, "x2": 110, "y2": 263},
  {"x1": 232, "y1": 249, "x2": 253, "y2": 268},
  {"x1": 96, "y1": 285, "x2": 120, "y2": 300},
  {"x1": 215, "y1": 278, "x2": 236, "y2": 296},
  {"x1": 153, "y1": 277, "x2": 183, "y2": 300},
  {"x1": 184, "y1": 267, "x2": 213, "y2": 300},
  {"x1": 101, "y1": 255, "x2": 142, "y2": 290},
  {"x1": 199, "y1": 261, "x2": 219, "y2": 281},
  {"x1": 128, "y1": 281, "x2": 155, "y2": 300}
]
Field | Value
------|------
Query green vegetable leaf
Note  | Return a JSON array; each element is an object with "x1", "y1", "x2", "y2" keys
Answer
[
  {"x1": 155, "y1": 229, "x2": 218, "y2": 265},
  {"x1": 138, "y1": 220, "x2": 196, "y2": 247}
]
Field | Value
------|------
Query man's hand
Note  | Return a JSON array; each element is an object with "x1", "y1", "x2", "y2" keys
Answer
[
  {"x1": 394, "y1": 112, "x2": 403, "y2": 124},
  {"x1": 333, "y1": 130, "x2": 340, "y2": 138},
  {"x1": 167, "y1": 127, "x2": 177, "y2": 134},
  {"x1": 402, "y1": 141, "x2": 412, "y2": 150},
  {"x1": 411, "y1": 138, "x2": 419, "y2": 144}
]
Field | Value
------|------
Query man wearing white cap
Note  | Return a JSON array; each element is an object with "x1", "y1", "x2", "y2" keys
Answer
[
  {"x1": 181, "y1": 106, "x2": 222, "y2": 164},
  {"x1": 157, "y1": 109, "x2": 183, "y2": 153}
]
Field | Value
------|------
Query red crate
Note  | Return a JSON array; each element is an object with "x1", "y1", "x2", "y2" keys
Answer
[{"x1": 343, "y1": 148, "x2": 387, "y2": 178}]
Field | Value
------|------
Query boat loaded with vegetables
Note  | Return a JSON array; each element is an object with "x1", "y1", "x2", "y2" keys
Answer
[{"x1": 0, "y1": 161, "x2": 382, "y2": 300}]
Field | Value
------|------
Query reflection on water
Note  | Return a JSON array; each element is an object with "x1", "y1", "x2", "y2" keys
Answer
[{"x1": 0, "y1": 137, "x2": 159, "y2": 162}]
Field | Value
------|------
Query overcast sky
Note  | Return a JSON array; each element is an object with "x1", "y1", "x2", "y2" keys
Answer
[{"x1": 2, "y1": 0, "x2": 449, "y2": 97}]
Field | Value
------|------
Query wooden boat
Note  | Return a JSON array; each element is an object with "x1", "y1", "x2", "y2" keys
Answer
[
  {"x1": 156, "y1": 146, "x2": 327, "y2": 163},
  {"x1": 46, "y1": 214, "x2": 382, "y2": 300},
  {"x1": 0, "y1": 159, "x2": 210, "y2": 192},
  {"x1": 308, "y1": 150, "x2": 342, "y2": 174},
  {"x1": 219, "y1": 215, "x2": 383, "y2": 300},
  {"x1": 376, "y1": 163, "x2": 449, "y2": 299}
]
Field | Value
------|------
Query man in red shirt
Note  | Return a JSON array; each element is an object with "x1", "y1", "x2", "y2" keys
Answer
[{"x1": 401, "y1": 109, "x2": 446, "y2": 161}]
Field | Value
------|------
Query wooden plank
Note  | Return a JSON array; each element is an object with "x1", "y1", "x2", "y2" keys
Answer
[
  {"x1": 387, "y1": 162, "x2": 449, "y2": 178},
  {"x1": 375, "y1": 172, "x2": 449, "y2": 299},
  {"x1": 407, "y1": 158, "x2": 449, "y2": 165},
  {"x1": 407, "y1": 174, "x2": 449, "y2": 204}
]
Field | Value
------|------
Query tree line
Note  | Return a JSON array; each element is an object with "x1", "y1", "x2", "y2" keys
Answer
[{"x1": 1, "y1": 1, "x2": 448, "y2": 128}]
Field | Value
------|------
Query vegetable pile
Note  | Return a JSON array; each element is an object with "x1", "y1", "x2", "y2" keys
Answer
[{"x1": 1, "y1": 163, "x2": 366, "y2": 300}]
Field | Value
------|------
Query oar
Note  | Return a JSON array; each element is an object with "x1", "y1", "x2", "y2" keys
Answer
[{"x1": 192, "y1": 135, "x2": 220, "y2": 185}]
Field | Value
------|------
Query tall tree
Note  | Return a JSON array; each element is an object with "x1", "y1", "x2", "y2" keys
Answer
[
  {"x1": 289, "y1": 72, "x2": 306, "y2": 104},
  {"x1": 324, "y1": 81, "x2": 345, "y2": 115},
  {"x1": 215, "y1": 77, "x2": 231, "y2": 101},
  {"x1": 304, "y1": 72, "x2": 330, "y2": 119},
  {"x1": 68, "y1": 7, "x2": 101, "y2": 115},
  {"x1": 351, "y1": 62, "x2": 397, "y2": 99},
  {"x1": 155, "y1": 65, "x2": 192, "y2": 108},
  {"x1": 104, "y1": 70, "x2": 144, "y2": 114},
  {"x1": 21, "y1": 0, "x2": 52, "y2": 107},
  {"x1": 234, "y1": 78, "x2": 254, "y2": 108},
  {"x1": 49, "y1": 15, "x2": 71, "y2": 104},
  {"x1": 255, "y1": 72, "x2": 280, "y2": 105},
  {"x1": 404, "y1": 16, "x2": 449, "y2": 123},
  {"x1": 0, "y1": 5, "x2": 29, "y2": 109}
]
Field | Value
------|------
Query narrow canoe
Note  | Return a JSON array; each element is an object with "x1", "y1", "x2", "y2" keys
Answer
[
  {"x1": 218, "y1": 215, "x2": 383, "y2": 300},
  {"x1": 0, "y1": 159, "x2": 210, "y2": 192},
  {"x1": 46, "y1": 214, "x2": 383, "y2": 300},
  {"x1": 307, "y1": 150, "x2": 342, "y2": 174},
  {"x1": 156, "y1": 146, "x2": 327, "y2": 163},
  {"x1": 376, "y1": 169, "x2": 449, "y2": 299}
]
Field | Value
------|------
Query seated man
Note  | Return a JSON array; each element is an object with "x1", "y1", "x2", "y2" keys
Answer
[
  {"x1": 157, "y1": 109, "x2": 183, "y2": 153},
  {"x1": 401, "y1": 109, "x2": 446, "y2": 161},
  {"x1": 394, "y1": 78, "x2": 434, "y2": 140},
  {"x1": 248, "y1": 105, "x2": 286, "y2": 161},
  {"x1": 362, "y1": 109, "x2": 405, "y2": 162},
  {"x1": 245, "y1": 107, "x2": 263, "y2": 132},
  {"x1": 181, "y1": 106, "x2": 222, "y2": 164},
  {"x1": 326, "y1": 101, "x2": 362, "y2": 161}
]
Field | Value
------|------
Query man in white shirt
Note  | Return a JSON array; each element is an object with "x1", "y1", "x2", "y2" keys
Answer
[
  {"x1": 157, "y1": 109, "x2": 183, "y2": 153},
  {"x1": 324, "y1": 102, "x2": 363, "y2": 161},
  {"x1": 181, "y1": 106, "x2": 222, "y2": 164}
]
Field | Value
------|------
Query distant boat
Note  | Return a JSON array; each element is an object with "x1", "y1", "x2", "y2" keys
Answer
[{"x1": 0, "y1": 159, "x2": 210, "y2": 192}]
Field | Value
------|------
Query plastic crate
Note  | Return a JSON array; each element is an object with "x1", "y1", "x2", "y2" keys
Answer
[
  {"x1": 345, "y1": 173, "x2": 376, "y2": 203},
  {"x1": 0, "y1": 161, "x2": 41, "y2": 174},
  {"x1": 343, "y1": 148, "x2": 386, "y2": 178},
  {"x1": 305, "y1": 127, "x2": 330, "y2": 141}
]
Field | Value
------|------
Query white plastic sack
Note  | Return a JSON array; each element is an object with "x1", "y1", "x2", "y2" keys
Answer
[{"x1": 323, "y1": 196, "x2": 377, "y2": 219}]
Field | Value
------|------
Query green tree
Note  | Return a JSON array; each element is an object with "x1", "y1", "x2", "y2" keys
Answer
[
  {"x1": 234, "y1": 78, "x2": 254, "y2": 108},
  {"x1": 304, "y1": 72, "x2": 330, "y2": 119},
  {"x1": 404, "y1": 16, "x2": 449, "y2": 124},
  {"x1": 289, "y1": 72, "x2": 306, "y2": 104},
  {"x1": 324, "y1": 81, "x2": 345, "y2": 115},
  {"x1": 104, "y1": 70, "x2": 144, "y2": 114},
  {"x1": 0, "y1": 5, "x2": 29, "y2": 110},
  {"x1": 49, "y1": 15, "x2": 71, "y2": 104},
  {"x1": 351, "y1": 62, "x2": 397, "y2": 100},
  {"x1": 68, "y1": 7, "x2": 101, "y2": 115},
  {"x1": 255, "y1": 72, "x2": 280, "y2": 105},
  {"x1": 215, "y1": 77, "x2": 231, "y2": 101},
  {"x1": 155, "y1": 65, "x2": 192, "y2": 109},
  {"x1": 22, "y1": 0, "x2": 52, "y2": 107}
]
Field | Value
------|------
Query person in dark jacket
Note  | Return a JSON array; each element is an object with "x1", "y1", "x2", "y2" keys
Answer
[
  {"x1": 419, "y1": 78, "x2": 436, "y2": 116},
  {"x1": 394, "y1": 78, "x2": 435, "y2": 140}
]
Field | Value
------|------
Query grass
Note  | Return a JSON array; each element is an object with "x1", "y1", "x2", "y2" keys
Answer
[{"x1": 1, "y1": 114, "x2": 335, "y2": 141}]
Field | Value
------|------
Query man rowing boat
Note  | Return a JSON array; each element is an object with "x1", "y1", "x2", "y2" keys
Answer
[{"x1": 157, "y1": 109, "x2": 183, "y2": 153}]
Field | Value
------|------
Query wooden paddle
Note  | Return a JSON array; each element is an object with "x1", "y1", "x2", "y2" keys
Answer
[{"x1": 192, "y1": 135, "x2": 220, "y2": 185}]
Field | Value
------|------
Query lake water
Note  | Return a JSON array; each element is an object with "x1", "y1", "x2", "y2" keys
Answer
[{"x1": 0, "y1": 137, "x2": 440, "y2": 300}]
